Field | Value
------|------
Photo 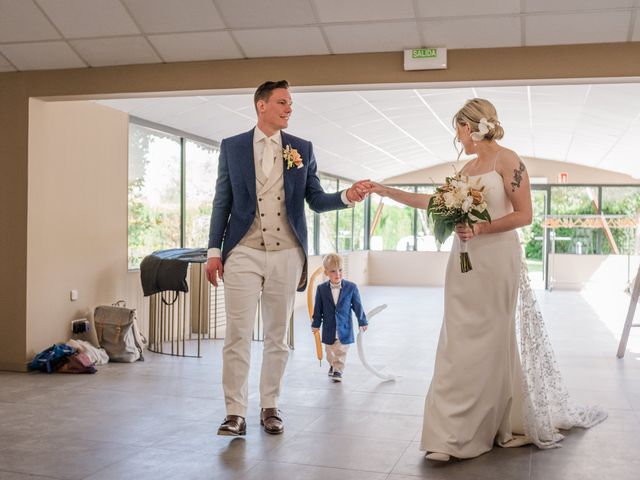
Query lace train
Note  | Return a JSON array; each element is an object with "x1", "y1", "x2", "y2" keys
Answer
[{"x1": 516, "y1": 255, "x2": 607, "y2": 448}]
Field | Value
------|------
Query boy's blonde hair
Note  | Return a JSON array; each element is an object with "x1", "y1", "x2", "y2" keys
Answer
[{"x1": 322, "y1": 253, "x2": 343, "y2": 271}]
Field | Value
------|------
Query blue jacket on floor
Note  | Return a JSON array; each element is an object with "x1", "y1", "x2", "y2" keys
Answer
[{"x1": 311, "y1": 280, "x2": 367, "y2": 345}]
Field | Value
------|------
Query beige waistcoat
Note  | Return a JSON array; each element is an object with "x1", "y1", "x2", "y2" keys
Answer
[{"x1": 239, "y1": 152, "x2": 299, "y2": 251}]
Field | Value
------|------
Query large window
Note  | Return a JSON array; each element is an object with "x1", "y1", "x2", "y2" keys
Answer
[
  {"x1": 601, "y1": 186, "x2": 640, "y2": 255},
  {"x1": 305, "y1": 201, "x2": 316, "y2": 256},
  {"x1": 128, "y1": 122, "x2": 219, "y2": 269},
  {"x1": 337, "y1": 179, "x2": 353, "y2": 252},
  {"x1": 352, "y1": 198, "x2": 366, "y2": 251},
  {"x1": 128, "y1": 123, "x2": 640, "y2": 275},
  {"x1": 319, "y1": 176, "x2": 338, "y2": 254},
  {"x1": 185, "y1": 140, "x2": 218, "y2": 248},
  {"x1": 549, "y1": 186, "x2": 598, "y2": 254},
  {"x1": 415, "y1": 185, "x2": 447, "y2": 251},
  {"x1": 369, "y1": 186, "x2": 415, "y2": 251},
  {"x1": 128, "y1": 124, "x2": 181, "y2": 269}
]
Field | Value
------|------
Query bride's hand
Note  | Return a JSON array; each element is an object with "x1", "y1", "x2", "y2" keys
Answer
[
  {"x1": 367, "y1": 182, "x2": 391, "y2": 197},
  {"x1": 455, "y1": 223, "x2": 477, "y2": 241}
]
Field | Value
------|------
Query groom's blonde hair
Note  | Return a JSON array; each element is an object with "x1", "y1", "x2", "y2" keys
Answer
[{"x1": 322, "y1": 253, "x2": 343, "y2": 272}]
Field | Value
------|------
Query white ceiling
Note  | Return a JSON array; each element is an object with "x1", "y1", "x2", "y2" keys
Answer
[
  {"x1": 97, "y1": 82, "x2": 640, "y2": 181},
  {"x1": 4, "y1": 1, "x2": 640, "y2": 180},
  {"x1": 0, "y1": 0, "x2": 639, "y2": 71}
]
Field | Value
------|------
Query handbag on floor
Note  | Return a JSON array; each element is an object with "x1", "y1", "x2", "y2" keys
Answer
[
  {"x1": 58, "y1": 352, "x2": 97, "y2": 374},
  {"x1": 29, "y1": 343, "x2": 76, "y2": 373},
  {"x1": 94, "y1": 302, "x2": 145, "y2": 363}
]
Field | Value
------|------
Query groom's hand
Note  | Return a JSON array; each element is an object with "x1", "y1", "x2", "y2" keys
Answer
[
  {"x1": 206, "y1": 257, "x2": 224, "y2": 287},
  {"x1": 346, "y1": 179, "x2": 372, "y2": 203}
]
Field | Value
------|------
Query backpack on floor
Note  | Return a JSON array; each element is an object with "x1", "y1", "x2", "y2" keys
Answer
[{"x1": 94, "y1": 302, "x2": 145, "y2": 363}]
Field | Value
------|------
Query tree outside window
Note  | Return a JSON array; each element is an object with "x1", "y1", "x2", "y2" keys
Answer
[
  {"x1": 369, "y1": 186, "x2": 415, "y2": 251},
  {"x1": 319, "y1": 176, "x2": 338, "y2": 254},
  {"x1": 128, "y1": 124, "x2": 180, "y2": 269},
  {"x1": 185, "y1": 140, "x2": 218, "y2": 248}
]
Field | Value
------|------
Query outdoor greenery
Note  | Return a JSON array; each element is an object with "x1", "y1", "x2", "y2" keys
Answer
[{"x1": 128, "y1": 123, "x2": 640, "y2": 270}]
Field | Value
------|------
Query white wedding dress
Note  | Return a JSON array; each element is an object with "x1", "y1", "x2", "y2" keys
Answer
[{"x1": 420, "y1": 169, "x2": 607, "y2": 459}]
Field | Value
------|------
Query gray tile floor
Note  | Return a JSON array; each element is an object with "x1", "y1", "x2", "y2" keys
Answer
[{"x1": 1, "y1": 285, "x2": 640, "y2": 480}]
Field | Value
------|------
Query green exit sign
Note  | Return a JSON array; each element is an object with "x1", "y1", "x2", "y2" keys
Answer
[
  {"x1": 412, "y1": 48, "x2": 438, "y2": 59},
  {"x1": 404, "y1": 47, "x2": 447, "y2": 70}
]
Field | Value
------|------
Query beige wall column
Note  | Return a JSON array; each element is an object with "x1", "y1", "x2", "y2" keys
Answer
[
  {"x1": 0, "y1": 78, "x2": 29, "y2": 371},
  {"x1": 26, "y1": 100, "x2": 129, "y2": 360}
]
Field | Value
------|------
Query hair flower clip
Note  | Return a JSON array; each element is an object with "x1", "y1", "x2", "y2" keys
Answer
[{"x1": 471, "y1": 117, "x2": 495, "y2": 141}]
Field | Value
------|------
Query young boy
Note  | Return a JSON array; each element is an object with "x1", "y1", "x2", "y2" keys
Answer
[{"x1": 311, "y1": 253, "x2": 367, "y2": 382}]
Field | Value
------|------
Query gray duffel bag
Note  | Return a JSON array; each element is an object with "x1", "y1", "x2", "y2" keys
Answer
[{"x1": 94, "y1": 303, "x2": 145, "y2": 363}]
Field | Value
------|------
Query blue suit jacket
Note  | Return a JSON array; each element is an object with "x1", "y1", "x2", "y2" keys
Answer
[
  {"x1": 207, "y1": 128, "x2": 347, "y2": 291},
  {"x1": 311, "y1": 280, "x2": 367, "y2": 345}
]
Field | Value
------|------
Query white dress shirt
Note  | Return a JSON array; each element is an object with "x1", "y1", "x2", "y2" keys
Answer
[{"x1": 330, "y1": 281, "x2": 341, "y2": 305}]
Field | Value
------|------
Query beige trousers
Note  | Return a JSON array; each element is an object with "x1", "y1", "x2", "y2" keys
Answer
[
  {"x1": 325, "y1": 338, "x2": 350, "y2": 373},
  {"x1": 221, "y1": 245, "x2": 304, "y2": 417}
]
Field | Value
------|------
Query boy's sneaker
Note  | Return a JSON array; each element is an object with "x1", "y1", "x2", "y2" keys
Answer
[
  {"x1": 332, "y1": 371, "x2": 343, "y2": 382},
  {"x1": 328, "y1": 366, "x2": 334, "y2": 376}
]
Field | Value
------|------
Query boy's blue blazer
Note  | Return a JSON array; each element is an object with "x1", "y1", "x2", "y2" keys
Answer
[{"x1": 311, "y1": 280, "x2": 367, "y2": 345}]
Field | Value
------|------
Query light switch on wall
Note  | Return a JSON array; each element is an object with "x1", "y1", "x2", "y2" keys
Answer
[{"x1": 70, "y1": 289, "x2": 78, "y2": 301}]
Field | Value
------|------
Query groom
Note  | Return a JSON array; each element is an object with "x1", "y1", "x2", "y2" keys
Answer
[{"x1": 206, "y1": 80, "x2": 368, "y2": 436}]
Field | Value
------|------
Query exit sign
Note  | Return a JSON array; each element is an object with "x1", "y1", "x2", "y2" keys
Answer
[
  {"x1": 412, "y1": 48, "x2": 438, "y2": 59},
  {"x1": 404, "y1": 47, "x2": 447, "y2": 71}
]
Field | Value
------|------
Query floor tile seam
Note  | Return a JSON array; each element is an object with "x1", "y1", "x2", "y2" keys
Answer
[
  {"x1": 61, "y1": 384, "x2": 226, "y2": 400},
  {"x1": 251, "y1": 457, "x2": 398, "y2": 475},
  {"x1": 146, "y1": 429, "x2": 305, "y2": 454},
  {"x1": 298, "y1": 427, "x2": 420, "y2": 443},
  {"x1": 530, "y1": 447, "x2": 640, "y2": 464},
  {"x1": 298, "y1": 406, "x2": 423, "y2": 419},
  {"x1": 347, "y1": 387, "x2": 425, "y2": 397},
  {"x1": 385, "y1": 433, "x2": 414, "y2": 477},
  {"x1": 249, "y1": 459, "x2": 392, "y2": 476},
  {"x1": 0, "y1": 468, "x2": 62, "y2": 480},
  {"x1": 45, "y1": 435, "x2": 179, "y2": 451},
  {"x1": 281, "y1": 429, "x2": 415, "y2": 444},
  {"x1": 55, "y1": 443, "x2": 146, "y2": 480}
]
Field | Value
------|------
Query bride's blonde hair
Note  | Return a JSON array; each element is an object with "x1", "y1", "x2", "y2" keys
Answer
[{"x1": 453, "y1": 98, "x2": 504, "y2": 142}]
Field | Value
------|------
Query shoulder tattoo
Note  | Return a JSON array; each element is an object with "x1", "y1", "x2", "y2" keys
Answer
[{"x1": 510, "y1": 161, "x2": 526, "y2": 192}]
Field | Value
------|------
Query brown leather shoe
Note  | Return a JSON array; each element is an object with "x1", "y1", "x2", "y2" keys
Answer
[
  {"x1": 260, "y1": 408, "x2": 284, "y2": 435},
  {"x1": 217, "y1": 415, "x2": 246, "y2": 436}
]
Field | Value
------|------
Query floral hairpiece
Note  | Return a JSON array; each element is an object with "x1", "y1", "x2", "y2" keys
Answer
[{"x1": 470, "y1": 117, "x2": 495, "y2": 141}]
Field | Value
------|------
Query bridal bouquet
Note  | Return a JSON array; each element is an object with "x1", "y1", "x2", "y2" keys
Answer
[{"x1": 427, "y1": 172, "x2": 491, "y2": 272}]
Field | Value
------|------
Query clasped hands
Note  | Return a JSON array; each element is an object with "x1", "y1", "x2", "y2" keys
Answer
[{"x1": 345, "y1": 180, "x2": 386, "y2": 203}]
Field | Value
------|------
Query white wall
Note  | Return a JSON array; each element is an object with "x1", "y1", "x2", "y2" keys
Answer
[
  {"x1": 368, "y1": 251, "x2": 449, "y2": 286},
  {"x1": 27, "y1": 99, "x2": 129, "y2": 358},
  {"x1": 549, "y1": 254, "x2": 639, "y2": 290}
]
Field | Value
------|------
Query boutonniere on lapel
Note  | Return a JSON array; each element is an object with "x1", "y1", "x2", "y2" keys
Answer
[{"x1": 283, "y1": 145, "x2": 303, "y2": 170}]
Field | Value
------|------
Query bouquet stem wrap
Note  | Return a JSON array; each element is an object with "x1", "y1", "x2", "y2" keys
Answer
[{"x1": 459, "y1": 239, "x2": 472, "y2": 273}]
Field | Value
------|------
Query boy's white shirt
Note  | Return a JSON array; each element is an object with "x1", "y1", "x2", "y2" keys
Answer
[{"x1": 330, "y1": 281, "x2": 341, "y2": 338}]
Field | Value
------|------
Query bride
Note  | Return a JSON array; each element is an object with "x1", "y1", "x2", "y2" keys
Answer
[{"x1": 367, "y1": 98, "x2": 607, "y2": 461}]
